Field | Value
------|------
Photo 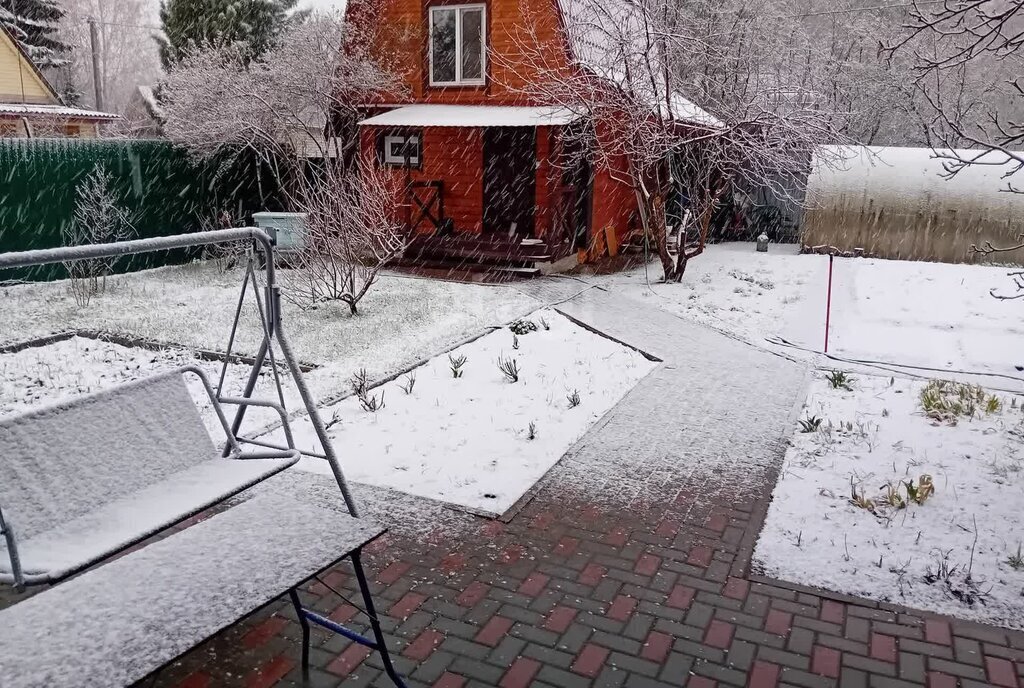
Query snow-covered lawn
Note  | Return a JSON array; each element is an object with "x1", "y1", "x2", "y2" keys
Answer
[
  {"x1": 0, "y1": 336, "x2": 258, "y2": 435},
  {"x1": 1, "y1": 263, "x2": 539, "y2": 420},
  {"x1": 290, "y1": 309, "x2": 658, "y2": 516},
  {"x1": 596, "y1": 243, "x2": 1024, "y2": 379},
  {"x1": 754, "y1": 372, "x2": 1024, "y2": 628}
]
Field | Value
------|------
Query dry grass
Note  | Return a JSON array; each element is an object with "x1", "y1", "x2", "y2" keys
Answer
[{"x1": 919, "y1": 379, "x2": 1001, "y2": 424}]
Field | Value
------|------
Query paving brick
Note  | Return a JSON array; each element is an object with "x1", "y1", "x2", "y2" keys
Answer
[
  {"x1": 765, "y1": 610, "x2": 793, "y2": 637},
  {"x1": 405, "y1": 629, "x2": 445, "y2": 661},
  {"x1": 870, "y1": 634, "x2": 898, "y2": 663},
  {"x1": 176, "y1": 671, "x2": 213, "y2": 688},
  {"x1": 544, "y1": 605, "x2": 578, "y2": 633},
  {"x1": 433, "y1": 672, "x2": 466, "y2": 688},
  {"x1": 704, "y1": 620, "x2": 734, "y2": 650},
  {"x1": 580, "y1": 563, "x2": 608, "y2": 586},
  {"x1": 687, "y1": 546, "x2": 714, "y2": 568},
  {"x1": 724, "y1": 577, "x2": 750, "y2": 601},
  {"x1": 636, "y1": 554, "x2": 662, "y2": 577},
  {"x1": 926, "y1": 672, "x2": 957, "y2": 688},
  {"x1": 819, "y1": 600, "x2": 844, "y2": 625},
  {"x1": 243, "y1": 616, "x2": 289, "y2": 649},
  {"x1": 641, "y1": 631, "x2": 674, "y2": 664},
  {"x1": 608, "y1": 595, "x2": 639, "y2": 621},
  {"x1": 326, "y1": 644, "x2": 371, "y2": 677},
  {"x1": 390, "y1": 592, "x2": 429, "y2": 620},
  {"x1": 475, "y1": 616, "x2": 515, "y2": 648},
  {"x1": 986, "y1": 656, "x2": 1020, "y2": 687},
  {"x1": 606, "y1": 526, "x2": 630, "y2": 547},
  {"x1": 518, "y1": 573, "x2": 550, "y2": 597},
  {"x1": 811, "y1": 646, "x2": 840, "y2": 678},
  {"x1": 668, "y1": 584, "x2": 697, "y2": 610},
  {"x1": 572, "y1": 643, "x2": 610, "y2": 678},
  {"x1": 686, "y1": 676, "x2": 716, "y2": 688},
  {"x1": 555, "y1": 537, "x2": 580, "y2": 557},
  {"x1": 377, "y1": 561, "x2": 412, "y2": 585},
  {"x1": 497, "y1": 655, "x2": 540, "y2": 688},
  {"x1": 245, "y1": 655, "x2": 295, "y2": 688},
  {"x1": 749, "y1": 660, "x2": 781, "y2": 687},
  {"x1": 898, "y1": 651, "x2": 926, "y2": 683}
]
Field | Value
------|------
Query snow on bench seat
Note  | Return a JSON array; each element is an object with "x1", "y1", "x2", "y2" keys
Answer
[
  {"x1": 0, "y1": 484, "x2": 385, "y2": 688},
  {"x1": 1, "y1": 457, "x2": 297, "y2": 581}
]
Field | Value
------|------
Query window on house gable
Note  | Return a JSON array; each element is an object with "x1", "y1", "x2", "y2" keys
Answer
[
  {"x1": 382, "y1": 133, "x2": 421, "y2": 166},
  {"x1": 429, "y1": 4, "x2": 486, "y2": 86}
]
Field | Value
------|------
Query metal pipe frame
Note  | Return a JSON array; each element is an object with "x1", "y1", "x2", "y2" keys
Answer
[
  {"x1": 0, "y1": 228, "x2": 359, "y2": 512},
  {"x1": 288, "y1": 550, "x2": 409, "y2": 688}
]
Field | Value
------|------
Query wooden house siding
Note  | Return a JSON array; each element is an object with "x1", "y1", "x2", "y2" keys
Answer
[
  {"x1": 351, "y1": 0, "x2": 572, "y2": 106},
  {"x1": 350, "y1": 0, "x2": 646, "y2": 263},
  {"x1": 0, "y1": 30, "x2": 53, "y2": 104}
]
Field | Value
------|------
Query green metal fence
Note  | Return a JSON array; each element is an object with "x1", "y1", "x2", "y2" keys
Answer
[{"x1": 0, "y1": 138, "x2": 280, "y2": 281}]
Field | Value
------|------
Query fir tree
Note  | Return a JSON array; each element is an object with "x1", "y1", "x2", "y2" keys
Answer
[
  {"x1": 0, "y1": 0, "x2": 70, "y2": 68},
  {"x1": 158, "y1": 0, "x2": 304, "y2": 68}
]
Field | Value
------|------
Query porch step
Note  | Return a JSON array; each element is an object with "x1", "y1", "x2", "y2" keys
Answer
[
  {"x1": 390, "y1": 257, "x2": 540, "y2": 282},
  {"x1": 404, "y1": 236, "x2": 551, "y2": 265}
]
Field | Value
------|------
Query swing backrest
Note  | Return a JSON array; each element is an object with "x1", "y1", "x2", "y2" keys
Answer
[{"x1": 0, "y1": 370, "x2": 218, "y2": 541}]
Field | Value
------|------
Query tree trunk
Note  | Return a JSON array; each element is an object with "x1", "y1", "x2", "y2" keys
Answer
[{"x1": 650, "y1": 193, "x2": 675, "y2": 281}]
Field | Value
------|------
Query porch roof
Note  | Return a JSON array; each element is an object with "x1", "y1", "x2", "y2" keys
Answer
[{"x1": 358, "y1": 105, "x2": 582, "y2": 128}]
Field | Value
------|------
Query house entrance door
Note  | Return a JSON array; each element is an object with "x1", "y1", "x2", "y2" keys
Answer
[{"x1": 482, "y1": 127, "x2": 536, "y2": 237}]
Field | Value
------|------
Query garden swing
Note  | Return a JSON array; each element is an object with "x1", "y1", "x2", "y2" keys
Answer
[{"x1": 0, "y1": 228, "x2": 408, "y2": 688}]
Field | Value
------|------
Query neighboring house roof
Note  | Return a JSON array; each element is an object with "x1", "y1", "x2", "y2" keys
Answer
[
  {"x1": 1, "y1": 24, "x2": 119, "y2": 123},
  {"x1": 556, "y1": 0, "x2": 722, "y2": 128},
  {"x1": 359, "y1": 104, "x2": 582, "y2": 128},
  {"x1": 0, "y1": 102, "x2": 120, "y2": 120},
  {"x1": 0, "y1": 23, "x2": 61, "y2": 104}
]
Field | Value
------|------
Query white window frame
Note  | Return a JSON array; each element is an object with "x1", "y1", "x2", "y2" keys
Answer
[
  {"x1": 428, "y1": 4, "x2": 487, "y2": 86},
  {"x1": 383, "y1": 134, "x2": 420, "y2": 166}
]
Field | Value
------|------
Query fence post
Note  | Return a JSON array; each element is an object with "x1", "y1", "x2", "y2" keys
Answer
[{"x1": 824, "y1": 254, "x2": 834, "y2": 353}]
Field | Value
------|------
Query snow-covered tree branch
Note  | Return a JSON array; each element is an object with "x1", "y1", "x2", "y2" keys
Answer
[
  {"x1": 504, "y1": 0, "x2": 847, "y2": 281},
  {"x1": 882, "y1": 0, "x2": 1024, "y2": 191},
  {"x1": 161, "y1": 11, "x2": 409, "y2": 314}
]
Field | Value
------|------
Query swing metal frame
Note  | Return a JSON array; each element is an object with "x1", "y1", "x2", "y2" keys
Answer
[{"x1": 0, "y1": 228, "x2": 408, "y2": 687}]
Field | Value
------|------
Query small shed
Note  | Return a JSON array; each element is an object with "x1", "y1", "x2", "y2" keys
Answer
[{"x1": 801, "y1": 145, "x2": 1024, "y2": 263}]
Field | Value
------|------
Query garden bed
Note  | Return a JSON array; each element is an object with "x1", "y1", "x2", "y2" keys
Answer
[
  {"x1": 290, "y1": 309, "x2": 659, "y2": 516},
  {"x1": 754, "y1": 371, "x2": 1024, "y2": 628}
]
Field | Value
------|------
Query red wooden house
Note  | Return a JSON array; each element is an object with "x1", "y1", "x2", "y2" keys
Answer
[{"x1": 346, "y1": 0, "x2": 719, "y2": 274}]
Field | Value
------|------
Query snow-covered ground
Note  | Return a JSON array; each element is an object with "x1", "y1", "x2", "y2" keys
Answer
[
  {"x1": 0, "y1": 336, "x2": 258, "y2": 435},
  {"x1": 596, "y1": 243, "x2": 1024, "y2": 382},
  {"x1": 0, "y1": 263, "x2": 539, "y2": 427},
  {"x1": 288, "y1": 309, "x2": 657, "y2": 516},
  {"x1": 754, "y1": 372, "x2": 1024, "y2": 628}
]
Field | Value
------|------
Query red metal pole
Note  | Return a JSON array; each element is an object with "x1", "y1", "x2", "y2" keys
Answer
[{"x1": 824, "y1": 254, "x2": 834, "y2": 353}]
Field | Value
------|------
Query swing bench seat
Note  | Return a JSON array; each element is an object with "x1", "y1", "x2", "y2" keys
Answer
[
  {"x1": 0, "y1": 366, "x2": 300, "y2": 586},
  {"x1": 0, "y1": 476, "x2": 386, "y2": 688}
]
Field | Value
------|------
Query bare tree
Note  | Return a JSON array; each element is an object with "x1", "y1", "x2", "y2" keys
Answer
[
  {"x1": 59, "y1": 0, "x2": 163, "y2": 115},
  {"x1": 283, "y1": 162, "x2": 406, "y2": 315},
  {"x1": 505, "y1": 0, "x2": 844, "y2": 281},
  {"x1": 63, "y1": 165, "x2": 135, "y2": 306},
  {"x1": 882, "y1": 0, "x2": 1024, "y2": 191},
  {"x1": 160, "y1": 11, "x2": 410, "y2": 313},
  {"x1": 161, "y1": 12, "x2": 404, "y2": 192}
]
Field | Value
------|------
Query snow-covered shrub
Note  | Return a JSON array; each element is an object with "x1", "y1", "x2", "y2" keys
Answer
[
  {"x1": 62, "y1": 165, "x2": 136, "y2": 307},
  {"x1": 509, "y1": 319, "x2": 538, "y2": 335}
]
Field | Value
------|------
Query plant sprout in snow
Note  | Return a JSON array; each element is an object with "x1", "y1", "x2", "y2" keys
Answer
[
  {"x1": 497, "y1": 355, "x2": 520, "y2": 383},
  {"x1": 449, "y1": 354, "x2": 467, "y2": 378}
]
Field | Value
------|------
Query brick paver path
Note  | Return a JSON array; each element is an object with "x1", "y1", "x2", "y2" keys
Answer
[{"x1": 20, "y1": 287, "x2": 1024, "y2": 687}]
